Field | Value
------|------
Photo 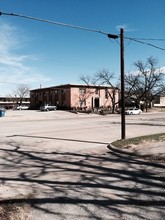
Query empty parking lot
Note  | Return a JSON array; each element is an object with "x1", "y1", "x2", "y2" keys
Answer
[{"x1": 0, "y1": 110, "x2": 165, "y2": 219}]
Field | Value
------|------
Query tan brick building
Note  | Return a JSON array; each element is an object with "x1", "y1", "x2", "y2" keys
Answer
[{"x1": 30, "y1": 84, "x2": 119, "y2": 110}]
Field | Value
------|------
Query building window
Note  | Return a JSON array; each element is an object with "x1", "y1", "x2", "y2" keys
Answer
[
  {"x1": 154, "y1": 96, "x2": 160, "y2": 104},
  {"x1": 105, "y1": 89, "x2": 109, "y2": 99},
  {"x1": 79, "y1": 100, "x2": 86, "y2": 107},
  {"x1": 95, "y1": 88, "x2": 99, "y2": 95},
  {"x1": 79, "y1": 88, "x2": 86, "y2": 95},
  {"x1": 61, "y1": 89, "x2": 66, "y2": 101}
]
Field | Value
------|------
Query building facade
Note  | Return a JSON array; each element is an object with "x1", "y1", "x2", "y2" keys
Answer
[
  {"x1": 30, "y1": 84, "x2": 119, "y2": 110},
  {"x1": 154, "y1": 94, "x2": 165, "y2": 107},
  {"x1": 0, "y1": 96, "x2": 30, "y2": 109}
]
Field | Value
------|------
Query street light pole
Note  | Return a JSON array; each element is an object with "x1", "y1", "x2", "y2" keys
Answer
[{"x1": 120, "y1": 28, "x2": 126, "y2": 139}]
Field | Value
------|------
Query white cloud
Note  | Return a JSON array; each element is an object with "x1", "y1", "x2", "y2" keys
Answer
[
  {"x1": 127, "y1": 66, "x2": 165, "y2": 77},
  {"x1": 116, "y1": 24, "x2": 128, "y2": 31},
  {"x1": 160, "y1": 66, "x2": 165, "y2": 74},
  {"x1": 116, "y1": 24, "x2": 139, "y2": 32},
  {"x1": 0, "y1": 21, "x2": 51, "y2": 96}
]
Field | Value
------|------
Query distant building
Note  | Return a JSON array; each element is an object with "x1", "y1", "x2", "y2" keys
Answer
[
  {"x1": 154, "y1": 94, "x2": 165, "y2": 107},
  {"x1": 30, "y1": 84, "x2": 119, "y2": 110},
  {"x1": 0, "y1": 96, "x2": 30, "y2": 109}
]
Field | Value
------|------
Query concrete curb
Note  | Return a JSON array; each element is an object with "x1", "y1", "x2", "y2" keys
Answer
[{"x1": 107, "y1": 143, "x2": 138, "y2": 157}]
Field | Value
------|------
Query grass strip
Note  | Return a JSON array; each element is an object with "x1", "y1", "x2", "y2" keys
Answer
[{"x1": 111, "y1": 133, "x2": 165, "y2": 148}]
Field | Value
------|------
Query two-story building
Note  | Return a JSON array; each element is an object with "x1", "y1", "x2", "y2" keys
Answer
[
  {"x1": 30, "y1": 84, "x2": 119, "y2": 110},
  {"x1": 0, "y1": 96, "x2": 30, "y2": 109}
]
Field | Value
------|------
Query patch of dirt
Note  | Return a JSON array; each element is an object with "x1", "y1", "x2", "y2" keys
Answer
[
  {"x1": 139, "y1": 155, "x2": 165, "y2": 163},
  {"x1": 0, "y1": 194, "x2": 34, "y2": 220}
]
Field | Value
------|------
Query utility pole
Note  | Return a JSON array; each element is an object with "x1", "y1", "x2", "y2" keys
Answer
[
  {"x1": 107, "y1": 29, "x2": 126, "y2": 139},
  {"x1": 120, "y1": 28, "x2": 126, "y2": 139}
]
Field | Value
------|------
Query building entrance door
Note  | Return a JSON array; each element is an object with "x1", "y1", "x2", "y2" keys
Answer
[{"x1": 94, "y1": 97, "x2": 100, "y2": 108}]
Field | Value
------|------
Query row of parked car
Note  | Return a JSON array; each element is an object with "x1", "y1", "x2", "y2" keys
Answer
[
  {"x1": 14, "y1": 104, "x2": 142, "y2": 115},
  {"x1": 15, "y1": 104, "x2": 57, "y2": 111}
]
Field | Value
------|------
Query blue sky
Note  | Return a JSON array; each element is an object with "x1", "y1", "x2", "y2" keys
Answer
[{"x1": 0, "y1": 0, "x2": 165, "y2": 96}]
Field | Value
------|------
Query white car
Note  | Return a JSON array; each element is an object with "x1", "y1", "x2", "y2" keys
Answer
[
  {"x1": 16, "y1": 105, "x2": 29, "y2": 110},
  {"x1": 40, "y1": 104, "x2": 57, "y2": 111},
  {"x1": 125, "y1": 108, "x2": 142, "y2": 115}
]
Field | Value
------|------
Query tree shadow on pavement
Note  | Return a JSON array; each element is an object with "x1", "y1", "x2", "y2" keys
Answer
[{"x1": 0, "y1": 136, "x2": 165, "y2": 220}]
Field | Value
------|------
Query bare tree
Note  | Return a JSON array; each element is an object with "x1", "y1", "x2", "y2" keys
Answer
[
  {"x1": 79, "y1": 75, "x2": 96, "y2": 110},
  {"x1": 80, "y1": 69, "x2": 119, "y2": 113},
  {"x1": 80, "y1": 75, "x2": 92, "y2": 85},
  {"x1": 95, "y1": 69, "x2": 119, "y2": 113},
  {"x1": 14, "y1": 84, "x2": 30, "y2": 105},
  {"x1": 79, "y1": 87, "x2": 94, "y2": 109},
  {"x1": 125, "y1": 56, "x2": 165, "y2": 112}
]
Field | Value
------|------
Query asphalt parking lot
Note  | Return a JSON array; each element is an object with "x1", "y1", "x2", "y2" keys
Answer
[
  {"x1": 0, "y1": 110, "x2": 165, "y2": 220},
  {"x1": 1, "y1": 110, "x2": 165, "y2": 143}
]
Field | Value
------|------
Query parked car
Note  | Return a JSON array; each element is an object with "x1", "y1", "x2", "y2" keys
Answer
[
  {"x1": 125, "y1": 108, "x2": 142, "y2": 115},
  {"x1": 0, "y1": 107, "x2": 6, "y2": 117},
  {"x1": 16, "y1": 105, "x2": 29, "y2": 110},
  {"x1": 0, "y1": 107, "x2": 6, "y2": 111},
  {"x1": 40, "y1": 104, "x2": 57, "y2": 111}
]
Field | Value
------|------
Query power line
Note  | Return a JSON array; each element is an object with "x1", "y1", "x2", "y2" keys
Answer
[
  {"x1": 0, "y1": 81, "x2": 20, "y2": 85},
  {"x1": 131, "y1": 38, "x2": 165, "y2": 41},
  {"x1": 0, "y1": 81, "x2": 29, "y2": 85},
  {"x1": 0, "y1": 11, "x2": 165, "y2": 51},
  {"x1": 125, "y1": 37, "x2": 165, "y2": 51},
  {"x1": 0, "y1": 11, "x2": 111, "y2": 36}
]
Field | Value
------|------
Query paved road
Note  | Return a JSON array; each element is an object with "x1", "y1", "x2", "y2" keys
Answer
[{"x1": 0, "y1": 111, "x2": 165, "y2": 219}]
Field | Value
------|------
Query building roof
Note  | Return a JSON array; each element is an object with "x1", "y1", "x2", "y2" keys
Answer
[{"x1": 30, "y1": 83, "x2": 118, "y2": 92}]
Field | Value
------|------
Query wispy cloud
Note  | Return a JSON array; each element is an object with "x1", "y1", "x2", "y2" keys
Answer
[
  {"x1": 0, "y1": 21, "x2": 51, "y2": 96},
  {"x1": 116, "y1": 24, "x2": 139, "y2": 32}
]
